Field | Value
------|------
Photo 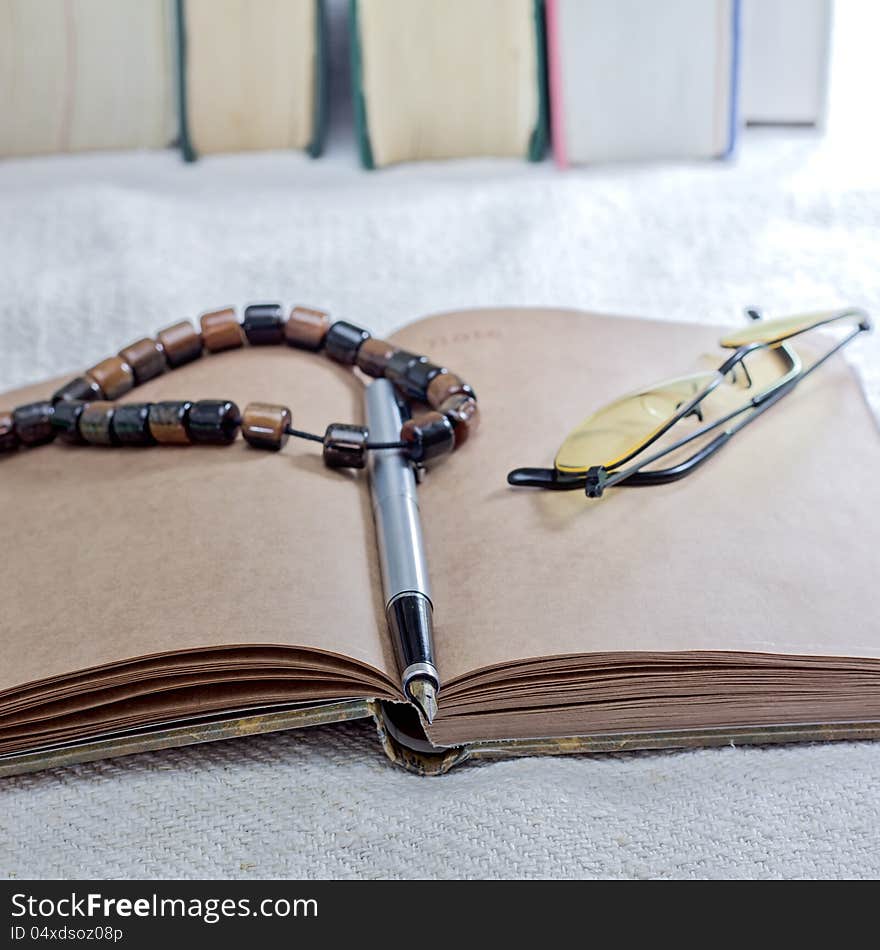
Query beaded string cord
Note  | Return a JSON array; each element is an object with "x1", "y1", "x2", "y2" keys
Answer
[{"x1": 0, "y1": 305, "x2": 479, "y2": 468}]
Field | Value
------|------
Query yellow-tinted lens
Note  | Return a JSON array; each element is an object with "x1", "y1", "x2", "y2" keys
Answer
[
  {"x1": 719, "y1": 309, "x2": 861, "y2": 347},
  {"x1": 554, "y1": 372, "x2": 719, "y2": 474}
]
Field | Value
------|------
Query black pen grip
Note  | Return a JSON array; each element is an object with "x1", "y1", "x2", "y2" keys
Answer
[{"x1": 386, "y1": 592, "x2": 435, "y2": 676}]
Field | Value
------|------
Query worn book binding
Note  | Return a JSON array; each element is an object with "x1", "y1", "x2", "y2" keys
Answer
[{"x1": 1, "y1": 307, "x2": 878, "y2": 776}]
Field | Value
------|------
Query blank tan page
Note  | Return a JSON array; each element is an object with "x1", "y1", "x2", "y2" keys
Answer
[
  {"x1": 0, "y1": 345, "x2": 396, "y2": 696},
  {"x1": 390, "y1": 308, "x2": 880, "y2": 683}
]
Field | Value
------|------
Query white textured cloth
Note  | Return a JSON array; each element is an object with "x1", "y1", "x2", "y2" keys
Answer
[
  {"x1": 1, "y1": 119, "x2": 879, "y2": 879},
  {"x1": 5, "y1": 725, "x2": 880, "y2": 880}
]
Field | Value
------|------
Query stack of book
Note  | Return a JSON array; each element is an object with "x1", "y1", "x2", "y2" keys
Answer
[{"x1": 0, "y1": 0, "x2": 832, "y2": 167}]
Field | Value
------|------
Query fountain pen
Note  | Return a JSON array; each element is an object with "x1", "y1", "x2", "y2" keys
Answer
[{"x1": 365, "y1": 378, "x2": 440, "y2": 723}]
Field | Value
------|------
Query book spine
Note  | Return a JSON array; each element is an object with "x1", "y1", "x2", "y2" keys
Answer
[
  {"x1": 722, "y1": 0, "x2": 743, "y2": 159},
  {"x1": 307, "y1": 0, "x2": 328, "y2": 158},
  {"x1": 174, "y1": 0, "x2": 196, "y2": 162},
  {"x1": 528, "y1": 0, "x2": 550, "y2": 162},
  {"x1": 545, "y1": 0, "x2": 567, "y2": 168},
  {"x1": 348, "y1": 0, "x2": 375, "y2": 169}
]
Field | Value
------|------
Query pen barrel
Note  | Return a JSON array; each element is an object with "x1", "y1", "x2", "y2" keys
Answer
[
  {"x1": 366, "y1": 380, "x2": 432, "y2": 604},
  {"x1": 372, "y1": 491, "x2": 432, "y2": 600},
  {"x1": 366, "y1": 380, "x2": 438, "y2": 690}
]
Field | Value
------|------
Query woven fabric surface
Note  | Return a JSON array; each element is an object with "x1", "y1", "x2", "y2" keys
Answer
[{"x1": 1, "y1": 122, "x2": 879, "y2": 879}]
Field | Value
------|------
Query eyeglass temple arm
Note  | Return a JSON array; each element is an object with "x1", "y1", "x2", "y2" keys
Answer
[
  {"x1": 507, "y1": 428, "x2": 735, "y2": 492},
  {"x1": 506, "y1": 362, "x2": 795, "y2": 492},
  {"x1": 593, "y1": 322, "x2": 865, "y2": 496},
  {"x1": 506, "y1": 343, "x2": 796, "y2": 491},
  {"x1": 507, "y1": 467, "x2": 584, "y2": 489},
  {"x1": 508, "y1": 318, "x2": 869, "y2": 494},
  {"x1": 590, "y1": 431, "x2": 732, "y2": 493},
  {"x1": 585, "y1": 383, "x2": 796, "y2": 497}
]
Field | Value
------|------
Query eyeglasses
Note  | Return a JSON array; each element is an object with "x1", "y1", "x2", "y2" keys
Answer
[{"x1": 508, "y1": 307, "x2": 873, "y2": 498}]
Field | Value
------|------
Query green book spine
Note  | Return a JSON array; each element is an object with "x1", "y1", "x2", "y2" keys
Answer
[
  {"x1": 307, "y1": 0, "x2": 328, "y2": 158},
  {"x1": 349, "y1": 0, "x2": 374, "y2": 169},
  {"x1": 175, "y1": 0, "x2": 327, "y2": 162},
  {"x1": 529, "y1": 0, "x2": 549, "y2": 162},
  {"x1": 175, "y1": 0, "x2": 196, "y2": 162},
  {"x1": 349, "y1": 0, "x2": 548, "y2": 169}
]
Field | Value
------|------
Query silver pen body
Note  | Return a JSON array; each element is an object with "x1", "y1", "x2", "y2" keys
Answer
[{"x1": 365, "y1": 379, "x2": 439, "y2": 701}]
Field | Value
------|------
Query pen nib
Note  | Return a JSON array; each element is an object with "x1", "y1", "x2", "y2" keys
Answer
[{"x1": 407, "y1": 677, "x2": 438, "y2": 724}]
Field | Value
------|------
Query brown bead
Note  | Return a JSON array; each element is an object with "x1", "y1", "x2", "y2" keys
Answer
[
  {"x1": 118, "y1": 337, "x2": 166, "y2": 384},
  {"x1": 156, "y1": 321, "x2": 203, "y2": 368},
  {"x1": 12, "y1": 401, "x2": 55, "y2": 446},
  {"x1": 439, "y1": 394, "x2": 480, "y2": 447},
  {"x1": 323, "y1": 423, "x2": 369, "y2": 469},
  {"x1": 426, "y1": 372, "x2": 475, "y2": 409},
  {"x1": 401, "y1": 411, "x2": 455, "y2": 464},
  {"x1": 241, "y1": 402, "x2": 292, "y2": 451},
  {"x1": 356, "y1": 338, "x2": 397, "y2": 378},
  {"x1": 148, "y1": 401, "x2": 193, "y2": 444},
  {"x1": 285, "y1": 306, "x2": 331, "y2": 351},
  {"x1": 52, "y1": 376, "x2": 103, "y2": 403},
  {"x1": 86, "y1": 356, "x2": 135, "y2": 400},
  {"x1": 79, "y1": 402, "x2": 117, "y2": 446},
  {"x1": 0, "y1": 410, "x2": 18, "y2": 452},
  {"x1": 200, "y1": 308, "x2": 244, "y2": 353}
]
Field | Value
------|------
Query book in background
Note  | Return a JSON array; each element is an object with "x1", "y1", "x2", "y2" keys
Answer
[
  {"x1": 350, "y1": 0, "x2": 548, "y2": 169},
  {"x1": 0, "y1": 0, "x2": 175, "y2": 157},
  {"x1": 740, "y1": 0, "x2": 831, "y2": 127},
  {"x1": 547, "y1": 0, "x2": 740, "y2": 166},
  {"x1": 177, "y1": 0, "x2": 326, "y2": 160}
]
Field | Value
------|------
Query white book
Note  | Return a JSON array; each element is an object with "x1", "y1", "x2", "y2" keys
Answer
[
  {"x1": 547, "y1": 0, "x2": 740, "y2": 165},
  {"x1": 740, "y1": 0, "x2": 832, "y2": 126}
]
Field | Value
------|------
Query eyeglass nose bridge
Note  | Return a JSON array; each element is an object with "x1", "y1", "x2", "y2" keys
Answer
[{"x1": 718, "y1": 339, "x2": 801, "y2": 402}]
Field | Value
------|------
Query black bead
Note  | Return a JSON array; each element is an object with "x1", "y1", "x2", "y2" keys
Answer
[
  {"x1": 52, "y1": 376, "x2": 104, "y2": 403},
  {"x1": 242, "y1": 303, "x2": 285, "y2": 345},
  {"x1": 324, "y1": 321, "x2": 371, "y2": 365},
  {"x1": 323, "y1": 423, "x2": 369, "y2": 469},
  {"x1": 51, "y1": 400, "x2": 88, "y2": 444},
  {"x1": 395, "y1": 357, "x2": 446, "y2": 402},
  {"x1": 385, "y1": 350, "x2": 421, "y2": 383},
  {"x1": 385, "y1": 350, "x2": 443, "y2": 399},
  {"x1": 13, "y1": 401, "x2": 55, "y2": 446},
  {"x1": 186, "y1": 400, "x2": 242, "y2": 445},
  {"x1": 111, "y1": 403, "x2": 156, "y2": 446},
  {"x1": 401, "y1": 412, "x2": 455, "y2": 464}
]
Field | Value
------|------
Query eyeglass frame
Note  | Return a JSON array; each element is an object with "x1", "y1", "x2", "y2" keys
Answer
[{"x1": 507, "y1": 307, "x2": 873, "y2": 498}]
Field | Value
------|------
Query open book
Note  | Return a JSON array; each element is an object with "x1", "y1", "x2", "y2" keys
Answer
[{"x1": 2, "y1": 308, "x2": 879, "y2": 776}]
